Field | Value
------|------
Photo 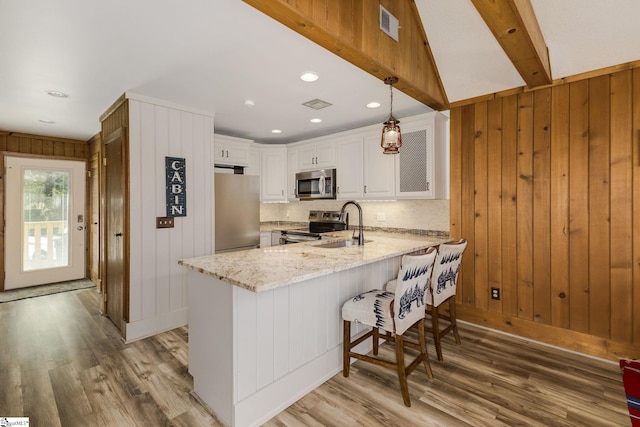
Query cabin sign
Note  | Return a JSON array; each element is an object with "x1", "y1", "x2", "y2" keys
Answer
[{"x1": 166, "y1": 157, "x2": 186, "y2": 217}]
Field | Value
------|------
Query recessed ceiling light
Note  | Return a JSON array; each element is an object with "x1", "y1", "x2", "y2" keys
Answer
[
  {"x1": 366, "y1": 102, "x2": 381, "y2": 109},
  {"x1": 300, "y1": 72, "x2": 319, "y2": 82},
  {"x1": 310, "y1": 118, "x2": 322, "y2": 123},
  {"x1": 39, "y1": 119, "x2": 56, "y2": 124},
  {"x1": 45, "y1": 90, "x2": 68, "y2": 98},
  {"x1": 271, "y1": 129, "x2": 282, "y2": 134},
  {"x1": 244, "y1": 99, "x2": 255, "y2": 107}
]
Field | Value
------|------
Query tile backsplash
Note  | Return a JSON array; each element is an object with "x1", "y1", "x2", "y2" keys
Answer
[{"x1": 260, "y1": 199, "x2": 450, "y2": 232}]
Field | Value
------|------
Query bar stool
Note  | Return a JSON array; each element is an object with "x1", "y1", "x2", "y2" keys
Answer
[
  {"x1": 426, "y1": 239, "x2": 467, "y2": 361},
  {"x1": 341, "y1": 248, "x2": 437, "y2": 407},
  {"x1": 385, "y1": 240, "x2": 467, "y2": 361}
]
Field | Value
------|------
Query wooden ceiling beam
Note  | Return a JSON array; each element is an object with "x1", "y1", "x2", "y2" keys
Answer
[
  {"x1": 471, "y1": 0, "x2": 552, "y2": 87},
  {"x1": 242, "y1": 0, "x2": 449, "y2": 111}
]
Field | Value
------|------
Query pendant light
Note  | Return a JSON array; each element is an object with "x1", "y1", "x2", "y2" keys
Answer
[{"x1": 381, "y1": 76, "x2": 402, "y2": 154}]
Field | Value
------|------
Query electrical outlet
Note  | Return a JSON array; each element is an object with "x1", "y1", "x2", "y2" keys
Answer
[
  {"x1": 376, "y1": 212, "x2": 386, "y2": 221},
  {"x1": 156, "y1": 217, "x2": 174, "y2": 228},
  {"x1": 491, "y1": 287, "x2": 500, "y2": 300}
]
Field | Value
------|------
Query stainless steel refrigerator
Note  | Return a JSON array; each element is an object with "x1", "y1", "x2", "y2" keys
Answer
[{"x1": 214, "y1": 173, "x2": 260, "y2": 252}]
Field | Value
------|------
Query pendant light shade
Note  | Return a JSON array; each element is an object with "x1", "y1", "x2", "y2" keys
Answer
[{"x1": 381, "y1": 77, "x2": 402, "y2": 154}]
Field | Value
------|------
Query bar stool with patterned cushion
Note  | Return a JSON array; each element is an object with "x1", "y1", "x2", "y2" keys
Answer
[
  {"x1": 341, "y1": 247, "x2": 437, "y2": 407},
  {"x1": 426, "y1": 239, "x2": 467, "y2": 361},
  {"x1": 385, "y1": 239, "x2": 468, "y2": 361}
]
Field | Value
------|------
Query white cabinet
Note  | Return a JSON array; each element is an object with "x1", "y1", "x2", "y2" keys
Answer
[
  {"x1": 271, "y1": 231, "x2": 282, "y2": 246},
  {"x1": 285, "y1": 111, "x2": 448, "y2": 202},
  {"x1": 287, "y1": 147, "x2": 299, "y2": 200},
  {"x1": 336, "y1": 132, "x2": 394, "y2": 201},
  {"x1": 363, "y1": 132, "x2": 396, "y2": 199},
  {"x1": 245, "y1": 145, "x2": 261, "y2": 176},
  {"x1": 394, "y1": 112, "x2": 448, "y2": 199},
  {"x1": 336, "y1": 138, "x2": 364, "y2": 200},
  {"x1": 214, "y1": 134, "x2": 251, "y2": 167},
  {"x1": 260, "y1": 145, "x2": 287, "y2": 202},
  {"x1": 259, "y1": 231, "x2": 271, "y2": 248},
  {"x1": 297, "y1": 141, "x2": 335, "y2": 170}
]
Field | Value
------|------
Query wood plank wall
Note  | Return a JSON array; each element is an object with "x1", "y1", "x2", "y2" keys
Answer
[
  {"x1": 87, "y1": 133, "x2": 102, "y2": 287},
  {"x1": 0, "y1": 131, "x2": 88, "y2": 291},
  {"x1": 450, "y1": 68, "x2": 640, "y2": 361},
  {"x1": 101, "y1": 94, "x2": 129, "y2": 137}
]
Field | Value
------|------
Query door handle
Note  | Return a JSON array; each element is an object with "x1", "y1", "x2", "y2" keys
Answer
[
  {"x1": 114, "y1": 232, "x2": 123, "y2": 237},
  {"x1": 77, "y1": 226, "x2": 85, "y2": 231}
]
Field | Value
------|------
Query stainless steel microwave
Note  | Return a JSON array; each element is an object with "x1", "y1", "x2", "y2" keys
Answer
[{"x1": 295, "y1": 169, "x2": 337, "y2": 200}]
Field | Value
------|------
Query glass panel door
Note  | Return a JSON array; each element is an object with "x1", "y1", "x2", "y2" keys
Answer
[{"x1": 5, "y1": 156, "x2": 86, "y2": 289}]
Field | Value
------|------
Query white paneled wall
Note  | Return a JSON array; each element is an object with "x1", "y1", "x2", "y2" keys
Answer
[{"x1": 126, "y1": 95, "x2": 213, "y2": 341}]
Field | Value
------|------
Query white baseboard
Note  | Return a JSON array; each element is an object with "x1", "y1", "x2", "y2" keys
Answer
[{"x1": 124, "y1": 308, "x2": 188, "y2": 343}]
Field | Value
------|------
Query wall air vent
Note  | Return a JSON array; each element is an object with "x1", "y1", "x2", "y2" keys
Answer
[
  {"x1": 302, "y1": 98, "x2": 333, "y2": 110},
  {"x1": 379, "y1": 5, "x2": 399, "y2": 42}
]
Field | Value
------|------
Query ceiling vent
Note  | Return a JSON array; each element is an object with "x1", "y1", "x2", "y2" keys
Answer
[
  {"x1": 302, "y1": 98, "x2": 332, "y2": 110},
  {"x1": 379, "y1": 5, "x2": 399, "y2": 42}
]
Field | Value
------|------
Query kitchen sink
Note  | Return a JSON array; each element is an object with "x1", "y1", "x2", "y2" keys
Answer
[{"x1": 313, "y1": 238, "x2": 371, "y2": 248}]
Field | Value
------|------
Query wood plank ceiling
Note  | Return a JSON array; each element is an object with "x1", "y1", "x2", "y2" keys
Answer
[{"x1": 242, "y1": 0, "x2": 552, "y2": 110}]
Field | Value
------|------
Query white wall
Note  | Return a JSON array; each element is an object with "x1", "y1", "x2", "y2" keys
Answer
[
  {"x1": 261, "y1": 199, "x2": 450, "y2": 232},
  {"x1": 126, "y1": 94, "x2": 213, "y2": 341}
]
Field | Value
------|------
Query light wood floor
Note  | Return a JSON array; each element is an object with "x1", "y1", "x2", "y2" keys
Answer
[{"x1": 0, "y1": 288, "x2": 630, "y2": 427}]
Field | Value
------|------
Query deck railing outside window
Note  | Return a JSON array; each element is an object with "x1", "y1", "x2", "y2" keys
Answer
[{"x1": 22, "y1": 220, "x2": 68, "y2": 271}]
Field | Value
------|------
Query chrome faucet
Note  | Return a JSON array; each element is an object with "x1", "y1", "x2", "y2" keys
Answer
[{"x1": 340, "y1": 201, "x2": 364, "y2": 245}]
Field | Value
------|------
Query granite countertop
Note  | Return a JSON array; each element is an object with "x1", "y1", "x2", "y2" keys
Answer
[{"x1": 179, "y1": 230, "x2": 448, "y2": 293}]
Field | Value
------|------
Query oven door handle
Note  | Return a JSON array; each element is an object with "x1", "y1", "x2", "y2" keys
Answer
[{"x1": 281, "y1": 238, "x2": 311, "y2": 244}]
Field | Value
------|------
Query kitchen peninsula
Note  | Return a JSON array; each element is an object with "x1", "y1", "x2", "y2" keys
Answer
[{"x1": 179, "y1": 231, "x2": 447, "y2": 427}]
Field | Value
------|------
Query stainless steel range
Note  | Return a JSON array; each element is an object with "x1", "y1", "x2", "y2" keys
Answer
[{"x1": 279, "y1": 210, "x2": 349, "y2": 244}]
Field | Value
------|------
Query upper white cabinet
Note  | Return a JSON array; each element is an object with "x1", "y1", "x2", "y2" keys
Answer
[
  {"x1": 336, "y1": 137, "x2": 364, "y2": 200},
  {"x1": 250, "y1": 111, "x2": 448, "y2": 202},
  {"x1": 214, "y1": 134, "x2": 251, "y2": 167},
  {"x1": 245, "y1": 144, "x2": 261, "y2": 176},
  {"x1": 287, "y1": 147, "x2": 299, "y2": 200},
  {"x1": 260, "y1": 145, "x2": 287, "y2": 202},
  {"x1": 363, "y1": 132, "x2": 396, "y2": 199},
  {"x1": 297, "y1": 141, "x2": 335, "y2": 170},
  {"x1": 394, "y1": 112, "x2": 448, "y2": 199}
]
